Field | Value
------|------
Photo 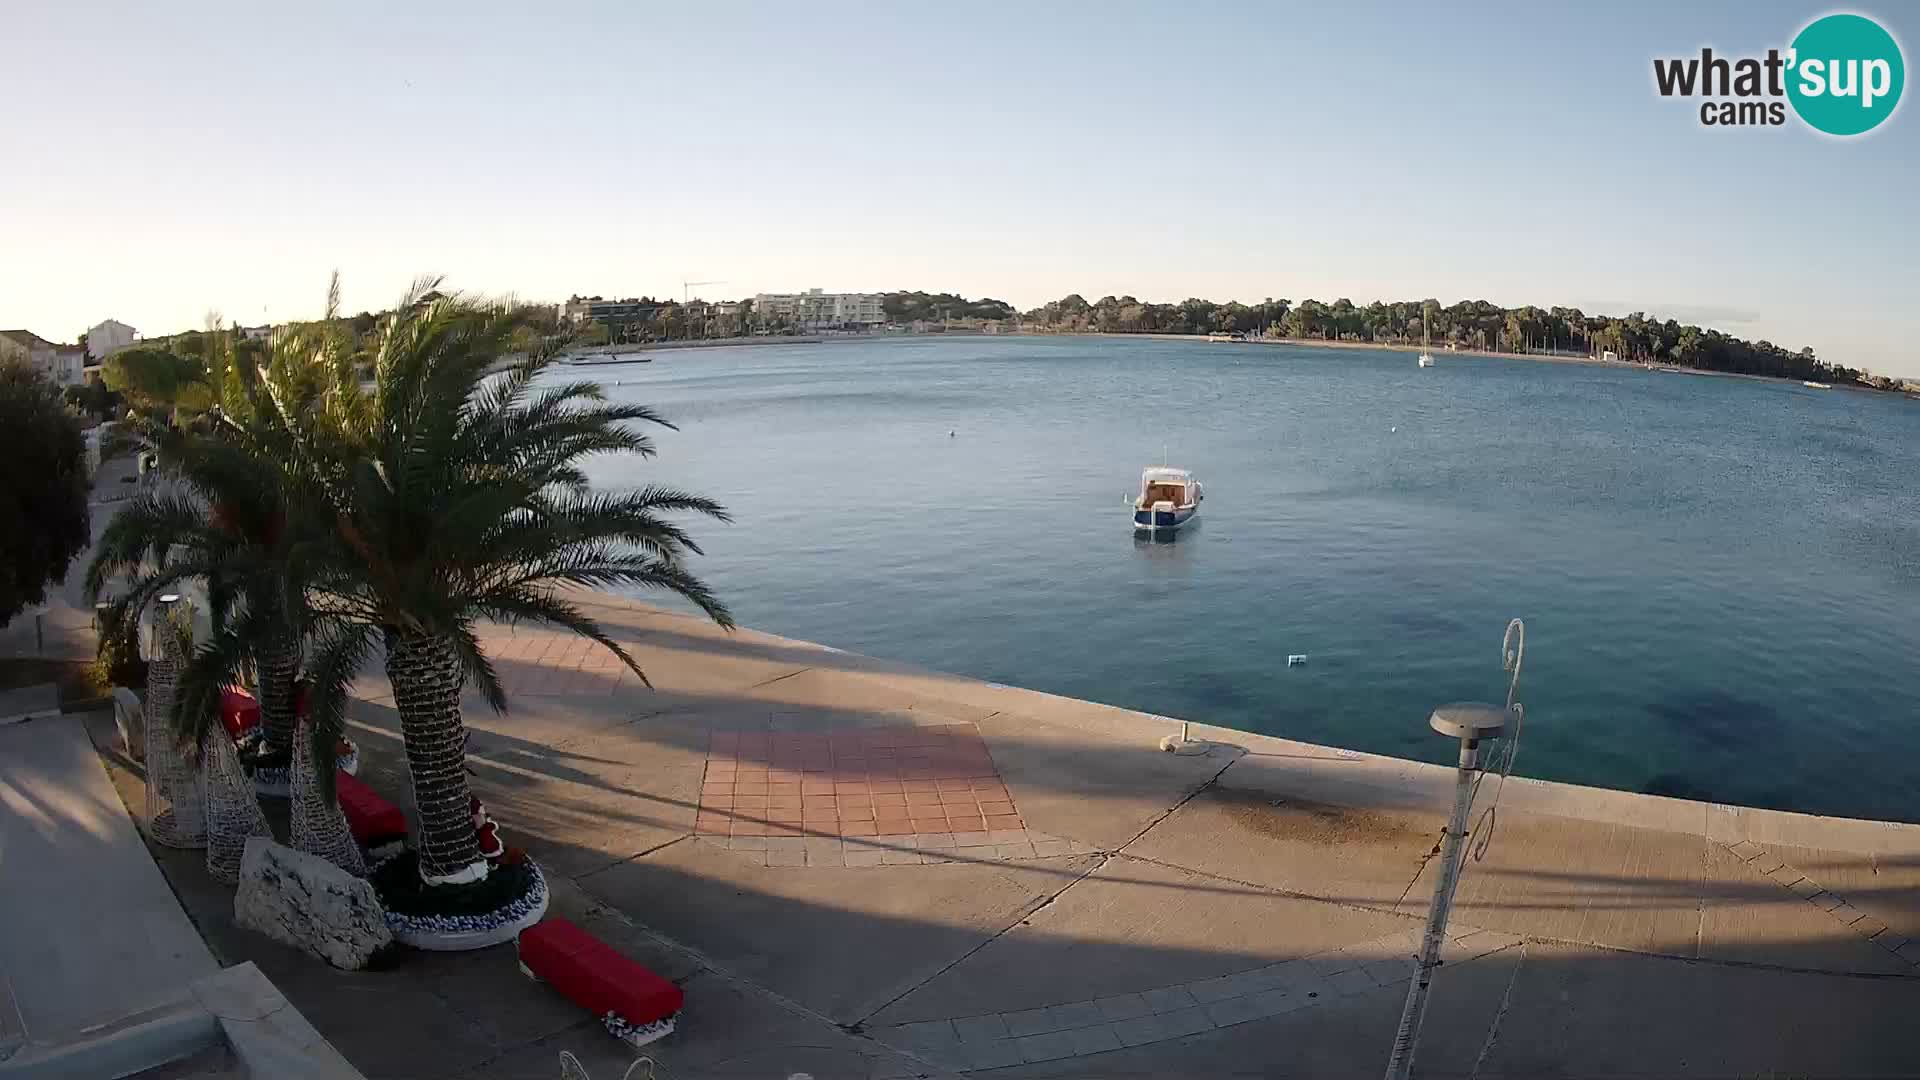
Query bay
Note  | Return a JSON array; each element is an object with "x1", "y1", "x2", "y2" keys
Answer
[{"x1": 571, "y1": 335, "x2": 1920, "y2": 822}]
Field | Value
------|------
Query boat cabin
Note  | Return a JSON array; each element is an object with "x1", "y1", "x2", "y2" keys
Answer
[{"x1": 1137, "y1": 467, "x2": 1197, "y2": 509}]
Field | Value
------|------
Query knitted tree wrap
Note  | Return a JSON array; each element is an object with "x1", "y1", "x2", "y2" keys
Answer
[
  {"x1": 203, "y1": 732, "x2": 272, "y2": 884},
  {"x1": 255, "y1": 627, "x2": 300, "y2": 760},
  {"x1": 386, "y1": 631, "x2": 483, "y2": 882},
  {"x1": 144, "y1": 634, "x2": 206, "y2": 849},
  {"x1": 291, "y1": 719, "x2": 367, "y2": 876}
]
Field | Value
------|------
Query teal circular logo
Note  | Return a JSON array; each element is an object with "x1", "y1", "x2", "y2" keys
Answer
[{"x1": 1787, "y1": 13, "x2": 1905, "y2": 136}]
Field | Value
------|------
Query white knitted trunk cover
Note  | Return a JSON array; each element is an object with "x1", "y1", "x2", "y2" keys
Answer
[
  {"x1": 386, "y1": 632, "x2": 483, "y2": 882},
  {"x1": 290, "y1": 719, "x2": 367, "y2": 876},
  {"x1": 203, "y1": 733, "x2": 272, "y2": 884},
  {"x1": 143, "y1": 647, "x2": 207, "y2": 849}
]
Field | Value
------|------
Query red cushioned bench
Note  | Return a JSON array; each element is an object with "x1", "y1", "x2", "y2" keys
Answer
[
  {"x1": 334, "y1": 772, "x2": 408, "y2": 856},
  {"x1": 517, "y1": 917, "x2": 683, "y2": 1048}
]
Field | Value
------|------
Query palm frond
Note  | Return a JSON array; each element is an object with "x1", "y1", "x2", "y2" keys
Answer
[
  {"x1": 473, "y1": 586, "x2": 652, "y2": 687},
  {"x1": 450, "y1": 620, "x2": 507, "y2": 713},
  {"x1": 176, "y1": 615, "x2": 263, "y2": 750}
]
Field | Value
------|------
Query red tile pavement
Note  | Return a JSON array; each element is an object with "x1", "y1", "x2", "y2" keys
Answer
[{"x1": 696, "y1": 724, "x2": 1022, "y2": 838}]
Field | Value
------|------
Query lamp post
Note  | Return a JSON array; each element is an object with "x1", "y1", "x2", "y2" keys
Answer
[{"x1": 1384, "y1": 618, "x2": 1525, "y2": 1080}]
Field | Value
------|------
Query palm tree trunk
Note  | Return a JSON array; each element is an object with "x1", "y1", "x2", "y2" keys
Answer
[
  {"x1": 257, "y1": 629, "x2": 300, "y2": 758},
  {"x1": 385, "y1": 630, "x2": 482, "y2": 883}
]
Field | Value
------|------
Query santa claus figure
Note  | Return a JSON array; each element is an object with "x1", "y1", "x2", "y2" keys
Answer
[{"x1": 470, "y1": 796, "x2": 505, "y2": 861}]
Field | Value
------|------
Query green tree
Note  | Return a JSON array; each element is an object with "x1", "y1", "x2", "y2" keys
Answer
[
  {"x1": 284, "y1": 281, "x2": 734, "y2": 888},
  {"x1": 102, "y1": 346, "x2": 209, "y2": 416},
  {"x1": 0, "y1": 362, "x2": 90, "y2": 623}
]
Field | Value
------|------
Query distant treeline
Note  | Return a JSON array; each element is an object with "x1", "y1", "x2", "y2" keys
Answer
[
  {"x1": 1005, "y1": 293, "x2": 1891, "y2": 388},
  {"x1": 881, "y1": 291, "x2": 1017, "y2": 324}
]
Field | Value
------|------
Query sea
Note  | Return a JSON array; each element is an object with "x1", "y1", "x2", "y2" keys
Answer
[{"x1": 571, "y1": 335, "x2": 1920, "y2": 823}]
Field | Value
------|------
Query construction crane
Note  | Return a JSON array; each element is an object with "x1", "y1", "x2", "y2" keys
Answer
[{"x1": 682, "y1": 279, "x2": 726, "y2": 303}]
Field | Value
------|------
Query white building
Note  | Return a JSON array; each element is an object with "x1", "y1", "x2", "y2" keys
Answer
[
  {"x1": 0, "y1": 330, "x2": 28, "y2": 367},
  {"x1": 88, "y1": 319, "x2": 137, "y2": 359},
  {"x1": 751, "y1": 289, "x2": 885, "y2": 329},
  {"x1": 0, "y1": 329, "x2": 86, "y2": 387}
]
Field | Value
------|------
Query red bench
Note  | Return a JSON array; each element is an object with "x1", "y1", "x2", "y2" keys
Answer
[
  {"x1": 334, "y1": 772, "x2": 408, "y2": 855},
  {"x1": 517, "y1": 917, "x2": 682, "y2": 1048}
]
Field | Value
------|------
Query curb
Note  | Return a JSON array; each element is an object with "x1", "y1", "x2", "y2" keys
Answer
[{"x1": 0, "y1": 998, "x2": 218, "y2": 1079}]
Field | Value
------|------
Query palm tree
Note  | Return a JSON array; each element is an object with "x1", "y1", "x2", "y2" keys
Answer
[
  {"x1": 86, "y1": 326, "x2": 323, "y2": 772},
  {"x1": 287, "y1": 281, "x2": 733, "y2": 888}
]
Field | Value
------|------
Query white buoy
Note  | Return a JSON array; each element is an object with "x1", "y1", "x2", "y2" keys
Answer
[
  {"x1": 1391, "y1": 426, "x2": 1397, "y2": 433},
  {"x1": 948, "y1": 430, "x2": 955, "y2": 437}
]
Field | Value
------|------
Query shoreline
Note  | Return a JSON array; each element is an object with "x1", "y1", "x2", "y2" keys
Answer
[
  {"x1": 597, "y1": 330, "x2": 1905, "y2": 395},
  {"x1": 1071, "y1": 332, "x2": 1832, "y2": 385},
  {"x1": 589, "y1": 594, "x2": 1919, "y2": 842}
]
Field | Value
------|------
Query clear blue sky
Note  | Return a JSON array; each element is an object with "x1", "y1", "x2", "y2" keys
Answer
[{"x1": 4, "y1": 2, "x2": 1915, "y2": 373}]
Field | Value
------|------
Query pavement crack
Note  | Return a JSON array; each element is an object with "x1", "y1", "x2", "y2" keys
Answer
[
  {"x1": 847, "y1": 744, "x2": 1248, "y2": 1029},
  {"x1": 1396, "y1": 835, "x2": 1445, "y2": 908},
  {"x1": 1114, "y1": 748, "x2": 1243, "y2": 856},
  {"x1": 578, "y1": 833, "x2": 692, "y2": 882},
  {"x1": 852, "y1": 852, "x2": 1112, "y2": 1029},
  {"x1": 1468, "y1": 940, "x2": 1527, "y2": 1079},
  {"x1": 746, "y1": 666, "x2": 814, "y2": 690},
  {"x1": 1694, "y1": 833, "x2": 1709, "y2": 960}
]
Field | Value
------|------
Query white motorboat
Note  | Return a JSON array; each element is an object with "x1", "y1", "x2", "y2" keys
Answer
[{"x1": 1133, "y1": 467, "x2": 1203, "y2": 532}]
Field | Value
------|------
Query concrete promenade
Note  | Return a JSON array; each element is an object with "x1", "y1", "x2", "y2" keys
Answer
[
  {"x1": 0, "y1": 716, "x2": 221, "y2": 1047},
  {"x1": 52, "y1": 587, "x2": 1920, "y2": 1077},
  {"x1": 243, "y1": 593, "x2": 1916, "y2": 1077}
]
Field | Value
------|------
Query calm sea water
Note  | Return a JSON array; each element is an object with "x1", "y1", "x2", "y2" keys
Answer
[{"x1": 570, "y1": 336, "x2": 1920, "y2": 823}]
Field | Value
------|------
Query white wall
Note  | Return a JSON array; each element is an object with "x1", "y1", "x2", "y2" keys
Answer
[{"x1": 88, "y1": 320, "x2": 136, "y2": 358}]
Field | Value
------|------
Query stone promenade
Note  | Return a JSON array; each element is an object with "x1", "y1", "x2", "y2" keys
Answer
[{"x1": 87, "y1": 595, "x2": 1920, "y2": 1077}]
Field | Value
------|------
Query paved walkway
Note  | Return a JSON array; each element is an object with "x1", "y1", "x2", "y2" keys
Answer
[
  {"x1": 0, "y1": 714, "x2": 219, "y2": 1046},
  {"x1": 297, "y1": 595, "x2": 1920, "y2": 1077},
  {"x1": 59, "y1": 589, "x2": 1920, "y2": 1077}
]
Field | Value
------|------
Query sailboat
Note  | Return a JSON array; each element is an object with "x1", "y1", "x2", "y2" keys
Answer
[{"x1": 1417, "y1": 304, "x2": 1435, "y2": 368}]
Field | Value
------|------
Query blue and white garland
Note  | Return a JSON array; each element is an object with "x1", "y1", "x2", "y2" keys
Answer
[
  {"x1": 603, "y1": 1010, "x2": 677, "y2": 1048},
  {"x1": 378, "y1": 856, "x2": 548, "y2": 939},
  {"x1": 244, "y1": 734, "x2": 359, "y2": 797}
]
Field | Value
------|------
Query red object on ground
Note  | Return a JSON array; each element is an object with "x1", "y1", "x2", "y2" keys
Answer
[
  {"x1": 517, "y1": 917, "x2": 684, "y2": 1026},
  {"x1": 220, "y1": 687, "x2": 261, "y2": 739},
  {"x1": 334, "y1": 772, "x2": 408, "y2": 846}
]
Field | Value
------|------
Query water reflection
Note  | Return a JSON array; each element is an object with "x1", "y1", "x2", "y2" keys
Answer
[{"x1": 1132, "y1": 519, "x2": 1200, "y2": 560}]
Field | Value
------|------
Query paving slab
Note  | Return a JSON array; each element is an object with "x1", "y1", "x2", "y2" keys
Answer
[
  {"x1": 453, "y1": 970, "x2": 936, "y2": 1080},
  {"x1": 973, "y1": 711, "x2": 1232, "y2": 852},
  {"x1": 466, "y1": 721, "x2": 706, "y2": 879},
  {"x1": 1122, "y1": 770, "x2": 1444, "y2": 910},
  {"x1": 1423, "y1": 808, "x2": 1712, "y2": 955},
  {"x1": 0, "y1": 683, "x2": 60, "y2": 726},
  {"x1": 975, "y1": 940, "x2": 1517, "y2": 1078},
  {"x1": 1754, "y1": 838, "x2": 1920, "y2": 951},
  {"x1": 577, "y1": 828, "x2": 1093, "y2": 1024},
  {"x1": 1471, "y1": 940, "x2": 1920, "y2": 1078},
  {"x1": 727, "y1": 665, "x2": 998, "y2": 726},
  {"x1": 0, "y1": 714, "x2": 219, "y2": 1044},
  {"x1": 872, "y1": 854, "x2": 1415, "y2": 1026},
  {"x1": 1696, "y1": 841, "x2": 1910, "y2": 974}
]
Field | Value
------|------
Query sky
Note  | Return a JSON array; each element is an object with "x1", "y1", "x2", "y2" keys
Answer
[{"x1": 3, "y1": 1, "x2": 1916, "y2": 374}]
